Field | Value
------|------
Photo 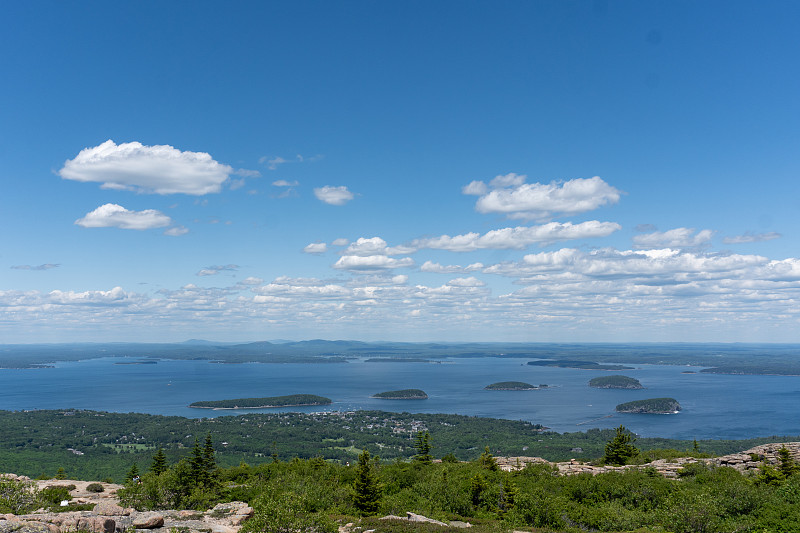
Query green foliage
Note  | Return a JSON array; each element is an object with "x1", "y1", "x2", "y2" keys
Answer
[
  {"x1": 189, "y1": 394, "x2": 332, "y2": 409},
  {"x1": 441, "y1": 453, "x2": 458, "y2": 463},
  {"x1": 150, "y1": 448, "x2": 168, "y2": 475},
  {"x1": 242, "y1": 490, "x2": 336, "y2": 533},
  {"x1": 371, "y1": 389, "x2": 428, "y2": 399},
  {"x1": 777, "y1": 446, "x2": 798, "y2": 477},
  {"x1": 55, "y1": 467, "x2": 67, "y2": 480},
  {"x1": 86, "y1": 482, "x2": 104, "y2": 493},
  {"x1": 615, "y1": 397, "x2": 682, "y2": 413},
  {"x1": 588, "y1": 375, "x2": 643, "y2": 389},
  {"x1": 0, "y1": 477, "x2": 39, "y2": 514},
  {"x1": 602, "y1": 425, "x2": 639, "y2": 466},
  {"x1": 477, "y1": 447, "x2": 498, "y2": 471},
  {"x1": 352, "y1": 449, "x2": 381, "y2": 515},
  {"x1": 413, "y1": 431, "x2": 432, "y2": 464},
  {"x1": 483, "y1": 381, "x2": 535, "y2": 390},
  {"x1": 39, "y1": 485, "x2": 71, "y2": 505},
  {"x1": 125, "y1": 463, "x2": 139, "y2": 483}
]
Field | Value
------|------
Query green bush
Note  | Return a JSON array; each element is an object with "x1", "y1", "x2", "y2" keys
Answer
[
  {"x1": 86, "y1": 483, "x2": 105, "y2": 493},
  {"x1": 0, "y1": 477, "x2": 39, "y2": 514},
  {"x1": 39, "y1": 485, "x2": 71, "y2": 505}
]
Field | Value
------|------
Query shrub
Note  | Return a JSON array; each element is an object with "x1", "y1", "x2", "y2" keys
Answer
[
  {"x1": 86, "y1": 483, "x2": 105, "y2": 493},
  {"x1": 39, "y1": 485, "x2": 71, "y2": 505},
  {"x1": 0, "y1": 477, "x2": 39, "y2": 514}
]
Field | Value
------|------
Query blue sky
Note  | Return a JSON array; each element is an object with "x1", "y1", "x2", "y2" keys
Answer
[{"x1": 2, "y1": 1, "x2": 800, "y2": 343}]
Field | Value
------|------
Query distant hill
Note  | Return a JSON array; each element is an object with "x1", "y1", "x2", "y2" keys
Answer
[
  {"x1": 589, "y1": 375, "x2": 643, "y2": 389},
  {"x1": 616, "y1": 398, "x2": 681, "y2": 414},
  {"x1": 372, "y1": 389, "x2": 428, "y2": 399}
]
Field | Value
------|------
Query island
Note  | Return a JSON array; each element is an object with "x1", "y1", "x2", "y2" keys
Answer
[
  {"x1": 189, "y1": 394, "x2": 332, "y2": 409},
  {"x1": 371, "y1": 389, "x2": 428, "y2": 399},
  {"x1": 615, "y1": 398, "x2": 681, "y2": 414},
  {"x1": 527, "y1": 359, "x2": 634, "y2": 371},
  {"x1": 588, "y1": 375, "x2": 643, "y2": 389},
  {"x1": 484, "y1": 381, "x2": 537, "y2": 390}
]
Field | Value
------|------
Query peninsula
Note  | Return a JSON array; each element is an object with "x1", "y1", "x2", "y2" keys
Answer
[
  {"x1": 589, "y1": 375, "x2": 643, "y2": 389},
  {"x1": 527, "y1": 359, "x2": 634, "y2": 371},
  {"x1": 484, "y1": 381, "x2": 537, "y2": 390},
  {"x1": 189, "y1": 394, "x2": 332, "y2": 409},
  {"x1": 371, "y1": 389, "x2": 428, "y2": 399},
  {"x1": 615, "y1": 398, "x2": 681, "y2": 414}
]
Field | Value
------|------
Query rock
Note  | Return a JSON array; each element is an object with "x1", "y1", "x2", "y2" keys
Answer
[
  {"x1": 93, "y1": 502, "x2": 127, "y2": 516},
  {"x1": 406, "y1": 513, "x2": 448, "y2": 527},
  {"x1": 131, "y1": 513, "x2": 164, "y2": 529},
  {"x1": 210, "y1": 525, "x2": 237, "y2": 533},
  {"x1": 76, "y1": 516, "x2": 115, "y2": 533}
]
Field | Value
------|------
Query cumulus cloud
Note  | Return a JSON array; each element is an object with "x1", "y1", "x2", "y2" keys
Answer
[
  {"x1": 420, "y1": 261, "x2": 484, "y2": 273},
  {"x1": 632, "y1": 228, "x2": 715, "y2": 249},
  {"x1": 332, "y1": 238, "x2": 350, "y2": 246},
  {"x1": 304, "y1": 242, "x2": 328, "y2": 254},
  {"x1": 465, "y1": 175, "x2": 621, "y2": 221},
  {"x1": 333, "y1": 255, "x2": 415, "y2": 271},
  {"x1": 59, "y1": 140, "x2": 233, "y2": 195},
  {"x1": 264, "y1": 156, "x2": 289, "y2": 170},
  {"x1": 447, "y1": 277, "x2": 485, "y2": 287},
  {"x1": 343, "y1": 237, "x2": 415, "y2": 256},
  {"x1": 723, "y1": 232, "x2": 782, "y2": 244},
  {"x1": 75, "y1": 204, "x2": 172, "y2": 230},
  {"x1": 235, "y1": 168, "x2": 261, "y2": 178},
  {"x1": 196, "y1": 264, "x2": 239, "y2": 277},
  {"x1": 412, "y1": 221, "x2": 621, "y2": 252},
  {"x1": 48, "y1": 286, "x2": 132, "y2": 305},
  {"x1": 11, "y1": 264, "x2": 60, "y2": 271},
  {"x1": 314, "y1": 186, "x2": 354, "y2": 205}
]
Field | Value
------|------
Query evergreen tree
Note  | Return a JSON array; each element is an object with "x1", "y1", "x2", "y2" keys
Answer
[
  {"x1": 602, "y1": 425, "x2": 639, "y2": 466},
  {"x1": 189, "y1": 438, "x2": 206, "y2": 485},
  {"x1": 478, "y1": 446, "x2": 499, "y2": 471},
  {"x1": 202, "y1": 433, "x2": 216, "y2": 473},
  {"x1": 778, "y1": 447, "x2": 798, "y2": 477},
  {"x1": 352, "y1": 449, "x2": 381, "y2": 515},
  {"x1": 150, "y1": 448, "x2": 168, "y2": 475},
  {"x1": 469, "y1": 473, "x2": 488, "y2": 508},
  {"x1": 125, "y1": 463, "x2": 139, "y2": 483},
  {"x1": 55, "y1": 467, "x2": 67, "y2": 480},
  {"x1": 498, "y1": 476, "x2": 517, "y2": 513},
  {"x1": 413, "y1": 431, "x2": 432, "y2": 464}
]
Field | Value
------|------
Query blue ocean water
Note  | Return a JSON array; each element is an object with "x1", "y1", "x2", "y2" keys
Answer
[{"x1": 1, "y1": 357, "x2": 799, "y2": 440}]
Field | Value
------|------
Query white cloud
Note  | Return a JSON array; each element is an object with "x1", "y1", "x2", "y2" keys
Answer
[
  {"x1": 467, "y1": 175, "x2": 621, "y2": 221},
  {"x1": 314, "y1": 185, "x2": 354, "y2": 205},
  {"x1": 75, "y1": 204, "x2": 172, "y2": 230},
  {"x1": 332, "y1": 238, "x2": 350, "y2": 246},
  {"x1": 264, "y1": 156, "x2": 288, "y2": 170},
  {"x1": 420, "y1": 261, "x2": 484, "y2": 273},
  {"x1": 48, "y1": 286, "x2": 132, "y2": 305},
  {"x1": 11, "y1": 264, "x2": 60, "y2": 270},
  {"x1": 412, "y1": 221, "x2": 621, "y2": 252},
  {"x1": 723, "y1": 232, "x2": 782, "y2": 244},
  {"x1": 235, "y1": 168, "x2": 261, "y2": 178},
  {"x1": 164, "y1": 226, "x2": 189, "y2": 236},
  {"x1": 632, "y1": 228, "x2": 715, "y2": 249},
  {"x1": 59, "y1": 140, "x2": 233, "y2": 195},
  {"x1": 447, "y1": 277, "x2": 485, "y2": 287},
  {"x1": 343, "y1": 237, "x2": 415, "y2": 256},
  {"x1": 304, "y1": 242, "x2": 328, "y2": 254},
  {"x1": 333, "y1": 255, "x2": 415, "y2": 271},
  {"x1": 273, "y1": 179, "x2": 299, "y2": 187},
  {"x1": 196, "y1": 264, "x2": 239, "y2": 276}
]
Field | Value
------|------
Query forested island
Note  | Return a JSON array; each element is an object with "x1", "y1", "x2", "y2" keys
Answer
[
  {"x1": 615, "y1": 398, "x2": 682, "y2": 414},
  {"x1": 189, "y1": 394, "x2": 332, "y2": 409},
  {"x1": 527, "y1": 359, "x2": 634, "y2": 371},
  {"x1": 589, "y1": 375, "x2": 643, "y2": 389},
  {"x1": 371, "y1": 389, "x2": 428, "y2": 399},
  {"x1": 484, "y1": 381, "x2": 537, "y2": 390}
]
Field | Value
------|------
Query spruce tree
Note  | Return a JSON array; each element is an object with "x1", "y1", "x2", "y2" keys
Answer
[
  {"x1": 413, "y1": 431, "x2": 432, "y2": 464},
  {"x1": 189, "y1": 438, "x2": 206, "y2": 485},
  {"x1": 125, "y1": 463, "x2": 139, "y2": 483},
  {"x1": 150, "y1": 448, "x2": 168, "y2": 475},
  {"x1": 202, "y1": 433, "x2": 216, "y2": 473},
  {"x1": 603, "y1": 425, "x2": 639, "y2": 466},
  {"x1": 352, "y1": 449, "x2": 381, "y2": 515},
  {"x1": 778, "y1": 447, "x2": 798, "y2": 477},
  {"x1": 478, "y1": 446, "x2": 499, "y2": 471}
]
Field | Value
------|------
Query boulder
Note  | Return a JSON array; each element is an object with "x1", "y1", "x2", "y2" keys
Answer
[{"x1": 131, "y1": 513, "x2": 164, "y2": 529}]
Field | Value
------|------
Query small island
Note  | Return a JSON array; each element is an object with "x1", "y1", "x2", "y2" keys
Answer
[
  {"x1": 588, "y1": 375, "x2": 643, "y2": 389},
  {"x1": 615, "y1": 398, "x2": 681, "y2": 414},
  {"x1": 371, "y1": 389, "x2": 428, "y2": 400},
  {"x1": 189, "y1": 394, "x2": 332, "y2": 409},
  {"x1": 485, "y1": 381, "x2": 537, "y2": 390},
  {"x1": 527, "y1": 359, "x2": 634, "y2": 371}
]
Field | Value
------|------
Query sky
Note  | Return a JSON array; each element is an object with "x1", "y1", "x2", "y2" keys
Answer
[{"x1": 2, "y1": 1, "x2": 800, "y2": 344}]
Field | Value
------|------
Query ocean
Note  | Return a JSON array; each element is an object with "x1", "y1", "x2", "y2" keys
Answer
[{"x1": 2, "y1": 356, "x2": 799, "y2": 440}]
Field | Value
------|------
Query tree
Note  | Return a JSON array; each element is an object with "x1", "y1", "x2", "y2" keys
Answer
[
  {"x1": 602, "y1": 425, "x2": 639, "y2": 466},
  {"x1": 150, "y1": 448, "x2": 168, "y2": 476},
  {"x1": 478, "y1": 446, "x2": 499, "y2": 471},
  {"x1": 125, "y1": 463, "x2": 139, "y2": 484},
  {"x1": 202, "y1": 434, "x2": 216, "y2": 473},
  {"x1": 413, "y1": 431, "x2": 432, "y2": 464},
  {"x1": 352, "y1": 449, "x2": 381, "y2": 515},
  {"x1": 778, "y1": 446, "x2": 798, "y2": 478},
  {"x1": 55, "y1": 467, "x2": 67, "y2": 480}
]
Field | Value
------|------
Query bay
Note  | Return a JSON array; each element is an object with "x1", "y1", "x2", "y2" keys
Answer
[{"x1": 1, "y1": 356, "x2": 799, "y2": 440}]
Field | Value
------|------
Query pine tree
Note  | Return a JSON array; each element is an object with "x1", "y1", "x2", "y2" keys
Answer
[
  {"x1": 150, "y1": 448, "x2": 168, "y2": 475},
  {"x1": 125, "y1": 463, "x2": 139, "y2": 483},
  {"x1": 352, "y1": 449, "x2": 381, "y2": 515},
  {"x1": 602, "y1": 425, "x2": 639, "y2": 466},
  {"x1": 778, "y1": 447, "x2": 798, "y2": 477},
  {"x1": 55, "y1": 467, "x2": 67, "y2": 480},
  {"x1": 413, "y1": 431, "x2": 432, "y2": 464},
  {"x1": 189, "y1": 438, "x2": 206, "y2": 485},
  {"x1": 202, "y1": 433, "x2": 216, "y2": 473},
  {"x1": 478, "y1": 446, "x2": 499, "y2": 471}
]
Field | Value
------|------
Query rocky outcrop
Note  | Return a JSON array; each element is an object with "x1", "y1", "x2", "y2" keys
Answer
[
  {"x1": 497, "y1": 442, "x2": 800, "y2": 479},
  {"x1": 0, "y1": 478, "x2": 253, "y2": 533}
]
